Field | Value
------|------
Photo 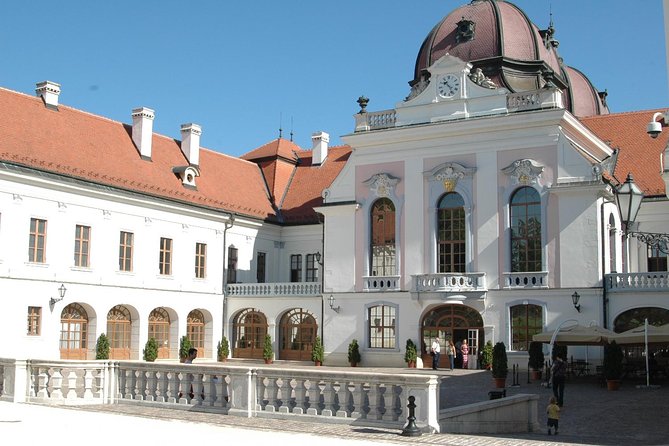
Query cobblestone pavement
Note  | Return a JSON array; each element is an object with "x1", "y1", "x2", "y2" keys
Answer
[{"x1": 3, "y1": 367, "x2": 668, "y2": 446}]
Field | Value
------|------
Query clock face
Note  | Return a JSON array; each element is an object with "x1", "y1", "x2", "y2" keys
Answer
[{"x1": 437, "y1": 74, "x2": 460, "y2": 98}]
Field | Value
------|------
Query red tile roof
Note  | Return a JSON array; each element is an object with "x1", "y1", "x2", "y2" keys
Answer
[
  {"x1": 0, "y1": 86, "x2": 349, "y2": 223},
  {"x1": 580, "y1": 109, "x2": 668, "y2": 197}
]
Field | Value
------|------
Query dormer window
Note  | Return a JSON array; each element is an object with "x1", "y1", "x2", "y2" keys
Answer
[
  {"x1": 172, "y1": 165, "x2": 200, "y2": 188},
  {"x1": 455, "y1": 18, "x2": 475, "y2": 43}
]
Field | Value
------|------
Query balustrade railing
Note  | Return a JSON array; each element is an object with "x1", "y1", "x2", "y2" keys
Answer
[
  {"x1": 362, "y1": 275, "x2": 401, "y2": 292},
  {"x1": 226, "y1": 282, "x2": 321, "y2": 297},
  {"x1": 0, "y1": 358, "x2": 440, "y2": 432},
  {"x1": 412, "y1": 273, "x2": 487, "y2": 292},
  {"x1": 503, "y1": 272, "x2": 549, "y2": 289},
  {"x1": 354, "y1": 110, "x2": 397, "y2": 132},
  {"x1": 606, "y1": 272, "x2": 669, "y2": 292}
]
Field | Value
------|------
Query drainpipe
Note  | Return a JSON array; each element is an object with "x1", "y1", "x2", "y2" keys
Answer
[
  {"x1": 221, "y1": 213, "x2": 235, "y2": 345},
  {"x1": 318, "y1": 212, "x2": 325, "y2": 344},
  {"x1": 600, "y1": 201, "x2": 609, "y2": 328}
]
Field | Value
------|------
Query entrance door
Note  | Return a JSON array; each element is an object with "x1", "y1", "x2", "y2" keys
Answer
[
  {"x1": 233, "y1": 308, "x2": 268, "y2": 359},
  {"x1": 107, "y1": 305, "x2": 131, "y2": 360},
  {"x1": 279, "y1": 309, "x2": 317, "y2": 361},
  {"x1": 60, "y1": 303, "x2": 89, "y2": 360},
  {"x1": 421, "y1": 304, "x2": 484, "y2": 369}
]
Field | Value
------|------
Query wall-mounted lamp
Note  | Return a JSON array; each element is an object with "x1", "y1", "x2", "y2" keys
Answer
[
  {"x1": 328, "y1": 294, "x2": 340, "y2": 313},
  {"x1": 314, "y1": 251, "x2": 323, "y2": 265},
  {"x1": 571, "y1": 291, "x2": 581, "y2": 313},
  {"x1": 49, "y1": 283, "x2": 67, "y2": 307}
]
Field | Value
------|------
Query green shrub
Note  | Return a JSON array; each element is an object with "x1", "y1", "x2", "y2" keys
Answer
[
  {"x1": 263, "y1": 334, "x2": 273, "y2": 361},
  {"x1": 179, "y1": 336, "x2": 192, "y2": 362},
  {"x1": 311, "y1": 336, "x2": 324, "y2": 364},
  {"x1": 348, "y1": 339, "x2": 361, "y2": 364},
  {"x1": 480, "y1": 340, "x2": 493, "y2": 369},
  {"x1": 217, "y1": 337, "x2": 230, "y2": 361},
  {"x1": 603, "y1": 341, "x2": 624, "y2": 380},
  {"x1": 528, "y1": 341, "x2": 545, "y2": 371},
  {"x1": 492, "y1": 342, "x2": 508, "y2": 378},
  {"x1": 404, "y1": 339, "x2": 418, "y2": 364},
  {"x1": 95, "y1": 333, "x2": 110, "y2": 360},
  {"x1": 143, "y1": 337, "x2": 159, "y2": 362}
]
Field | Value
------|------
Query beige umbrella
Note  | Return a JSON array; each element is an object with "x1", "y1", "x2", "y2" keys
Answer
[
  {"x1": 533, "y1": 323, "x2": 618, "y2": 345},
  {"x1": 612, "y1": 323, "x2": 669, "y2": 345}
]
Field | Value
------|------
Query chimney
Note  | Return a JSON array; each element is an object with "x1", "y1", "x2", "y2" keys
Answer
[
  {"x1": 311, "y1": 131, "x2": 330, "y2": 166},
  {"x1": 180, "y1": 123, "x2": 202, "y2": 166},
  {"x1": 131, "y1": 107, "x2": 155, "y2": 160},
  {"x1": 35, "y1": 81, "x2": 61, "y2": 109}
]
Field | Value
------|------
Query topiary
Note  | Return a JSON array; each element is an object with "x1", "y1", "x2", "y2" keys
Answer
[
  {"x1": 143, "y1": 337, "x2": 159, "y2": 362},
  {"x1": 480, "y1": 340, "x2": 493, "y2": 369},
  {"x1": 603, "y1": 341, "x2": 624, "y2": 380},
  {"x1": 404, "y1": 339, "x2": 418, "y2": 364},
  {"x1": 95, "y1": 333, "x2": 110, "y2": 360},
  {"x1": 311, "y1": 336, "x2": 324, "y2": 364},
  {"x1": 492, "y1": 342, "x2": 508, "y2": 378},
  {"x1": 348, "y1": 339, "x2": 361, "y2": 365},
  {"x1": 263, "y1": 334, "x2": 273, "y2": 362},
  {"x1": 179, "y1": 336, "x2": 192, "y2": 362},
  {"x1": 217, "y1": 336, "x2": 230, "y2": 362},
  {"x1": 528, "y1": 341, "x2": 545, "y2": 371}
]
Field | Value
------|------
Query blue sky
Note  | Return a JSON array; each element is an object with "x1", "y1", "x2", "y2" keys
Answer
[{"x1": 2, "y1": 1, "x2": 667, "y2": 157}]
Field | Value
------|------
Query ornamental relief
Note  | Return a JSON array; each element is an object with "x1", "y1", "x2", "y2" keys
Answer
[
  {"x1": 501, "y1": 159, "x2": 544, "y2": 187},
  {"x1": 364, "y1": 173, "x2": 400, "y2": 198},
  {"x1": 429, "y1": 162, "x2": 475, "y2": 192}
]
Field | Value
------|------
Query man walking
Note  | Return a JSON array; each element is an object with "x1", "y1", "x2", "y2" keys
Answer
[{"x1": 431, "y1": 337, "x2": 441, "y2": 370}]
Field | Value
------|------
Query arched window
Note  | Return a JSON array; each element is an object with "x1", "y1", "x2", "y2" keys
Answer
[
  {"x1": 60, "y1": 303, "x2": 89, "y2": 360},
  {"x1": 148, "y1": 307, "x2": 171, "y2": 359},
  {"x1": 370, "y1": 198, "x2": 396, "y2": 276},
  {"x1": 510, "y1": 187, "x2": 542, "y2": 272},
  {"x1": 279, "y1": 308, "x2": 318, "y2": 360},
  {"x1": 510, "y1": 303, "x2": 543, "y2": 351},
  {"x1": 368, "y1": 304, "x2": 397, "y2": 349},
  {"x1": 233, "y1": 308, "x2": 268, "y2": 359},
  {"x1": 437, "y1": 192, "x2": 465, "y2": 273},
  {"x1": 187, "y1": 310, "x2": 206, "y2": 358},
  {"x1": 107, "y1": 305, "x2": 131, "y2": 360}
]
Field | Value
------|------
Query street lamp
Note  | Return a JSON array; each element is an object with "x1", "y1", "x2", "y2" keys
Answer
[
  {"x1": 49, "y1": 283, "x2": 67, "y2": 307},
  {"x1": 615, "y1": 172, "x2": 669, "y2": 254},
  {"x1": 571, "y1": 292, "x2": 581, "y2": 313}
]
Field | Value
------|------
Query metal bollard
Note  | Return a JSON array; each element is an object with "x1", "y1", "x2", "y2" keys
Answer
[{"x1": 401, "y1": 395, "x2": 422, "y2": 437}]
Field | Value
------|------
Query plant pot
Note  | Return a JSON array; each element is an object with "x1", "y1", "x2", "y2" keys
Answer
[
  {"x1": 530, "y1": 370, "x2": 542, "y2": 381},
  {"x1": 350, "y1": 362, "x2": 358, "y2": 367},
  {"x1": 606, "y1": 379, "x2": 621, "y2": 391},
  {"x1": 407, "y1": 361, "x2": 416, "y2": 368},
  {"x1": 314, "y1": 360, "x2": 322, "y2": 366},
  {"x1": 493, "y1": 377, "x2": 506, "y2": 388},
  {"x1": 264, "y1": 358, "x2": 273, "y2": 364}
]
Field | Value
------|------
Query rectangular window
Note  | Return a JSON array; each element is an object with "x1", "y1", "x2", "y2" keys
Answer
[
  {"x1": 257, "y1": 252, "x2": 266, "y2": 283},
  {"x1": 510, "y1": 304, "x2": 543, "y2": 351},
  {"x1": 368, "y1": 305, "x2": 396, "y2": 349},
  {"x1": 119, "y1": 231, "x2": 134, "y2": 272},
  {"x1": 27, "y1": 306, "x2": 41, "y2": 336},
  {"x1": 227, "y1": 246, "x2": 238, "y2": 283},
  {"x1": 195, "y1": 242, "x2": 207, "y2": 278},
  {"x1": 306, "y1": 254, "x2": 318, "y2": 282},
  {"x1": 159, "y1": 237, "x2": 173, "y2": 275},
  {"x1": 290, "y1": 254, "x2": 302, "y2": 282},
  {"x1": 74, "y1": 225, "x2": 91, "y2": 267},
  {"x1": 29, "y1": 218, "x2": 47, "y2": 263},
  {"x1": 648, "y1": 244, "x2": 668, "y2": 272}
]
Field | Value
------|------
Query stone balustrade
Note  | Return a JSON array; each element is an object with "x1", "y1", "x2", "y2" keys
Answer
[
  {"x1": 354, "y1": 110, "x2": 397, "y2": 132},
  {"x1": 226, "y1": 282, "x2": 321, "y2": 297},
  {"x1": 605, "y1": 272, "x2": 669, "y2": 292},
  {"x1": 362, "y1": 275, "x2": 401, "y2": 292},
  {"x1": 412, "y1": 273, "x2": 487, "y2": 293},
  {"x1": 502, "y1": 272, "x2": 548, "y2": 289}
]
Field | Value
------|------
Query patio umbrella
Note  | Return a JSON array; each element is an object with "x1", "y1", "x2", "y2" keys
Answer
[
  {"x1": 533, "y1": 323, "x2": 618, "y2": 346},
  {"x1": 613, "y1": 321, "x2": 669, "y2": 388}
]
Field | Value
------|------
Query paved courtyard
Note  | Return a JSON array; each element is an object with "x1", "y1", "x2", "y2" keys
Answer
[{"x1": 1, "y1": 367, "x2": 667, "y2": 446}]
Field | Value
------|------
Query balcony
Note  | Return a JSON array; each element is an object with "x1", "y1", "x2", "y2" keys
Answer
[
  {"x1": 606, "y1": 272, "x2": 669, "y2": 292},
  {"x1": 412, "y1": 273, "x2": 487, "y2": 293},
  {"x1": 226, "y1": 282, "x2": 321, "y2": 297},
  {"x1": 362, "y1": 275, "x2": 401, "y2": 292},
  {"x1": 503, "y1": 272, "x2": 549, "y2": 289}
]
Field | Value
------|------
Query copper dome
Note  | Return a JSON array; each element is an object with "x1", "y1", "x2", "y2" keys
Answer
[{"x1": 413, "y1": 0, "x2": 608, "y2": 116}]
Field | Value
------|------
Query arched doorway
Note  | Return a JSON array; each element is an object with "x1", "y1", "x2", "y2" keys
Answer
[
  {"x1": 148, "y1": 307, "x2": 171, "y2": 359},
  {"x1": 233, "y1": 308, "x2": 268, "y2": 359},
  {"x1": 421, "y1": 304, "x2": 484, "y2": 369},
  {"x1": 187, "y1": 309, "x2": 206, "y2": 358},
  {"x1": 107, "y1": 305, "x2": 131, "y2": 359},
  {"x1": 279, "y1": 308, "x2": 317, "y2": 361},
  {"x1": 60, "y1": 303, "x2": 89, "y2": 360},
  {"x1": 613, "y1": 307, "x2": 669, "y2": 366}
]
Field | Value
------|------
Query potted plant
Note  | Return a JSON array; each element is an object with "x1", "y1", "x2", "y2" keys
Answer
[
  {"x1": 404, "y1": 339, "x2": 418, "y2": 368},
  {"x1": 480, "y1": 340, "x2": 493, "y2": 370},
  {"x1": 312, "y1": 336, "x2": 324, "y2": 366},
  {"x1": 143, "y1": 337, "x2": 159, "y2": 362},
  {"x1": 95, "y1": 333, "x2": 110, "y2": 360},
  {"x1": 179, "y1": 336, "x2": 192, "y2": 363},
  {"x1": 348, "y1": 339, "x2": 361, "y2": 366},
  {"x1": 217, "y1": 336, "x2": 229, "y2": 362},
  {"x1": 492, "y1": 342, "x2": 508, "y2": 388},
  {"x1": 528, "y1": 341, "x2": 545, "y2": 380},
  {"x1": 263, "y1": 334, "x2": 273, "y2": 364},
  {"x1": 603, "y1": 340, "x2": 624, "y2": 390}
]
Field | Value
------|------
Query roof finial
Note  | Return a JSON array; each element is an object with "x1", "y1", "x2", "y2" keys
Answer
[
  {"x1": 290, "y1": 116, "x2": 294, "y2": 142},
  {"x1": 279, "y1": 112, "x2": 283, "y2": 139}
]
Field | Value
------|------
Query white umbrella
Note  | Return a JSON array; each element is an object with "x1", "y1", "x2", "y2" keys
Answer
[{"x1": 533, "y1": 323, "x2": 617, "y2": 345}]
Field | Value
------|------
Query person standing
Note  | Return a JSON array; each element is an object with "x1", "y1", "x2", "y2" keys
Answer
[
  {"x1": 431, "y1": 337, "x2": 441, "y2": 370},
  {"x1": 546, "y1": 396, "x2": 561, "y2": 435},
  {"x1": 551, "y1": 354, "x2": 567, "y2": 407},
  {"x1": 461, "y1": 339, "x2": 470, "y2": 369},
  {"x1": 447, "y1": 340, "x2": 456, "y2": 370}
]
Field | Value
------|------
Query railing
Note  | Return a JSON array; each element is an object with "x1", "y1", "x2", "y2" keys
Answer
[
  {"x1": 605, "y1": 272, "x2": 669, "y2": 292},
  {"x1": 412, "y1": 273, "x2": 487, "y2": 293},
  {"x1": 362, "y1": 275, "x2": 401, "y2": 292},
  {"x1": 226, "y1": 282, "x2": 322, "y2": 297},
  {"x1": 0, "y1": 358, "x2": 441, "y2": 432},
  {"x1": 502, "y1": 272, "x2": 549, "y2": 289},
  {"x1": 354, "y1": 110, "x2": 397, "y2": 132}
]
